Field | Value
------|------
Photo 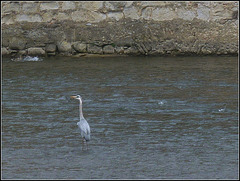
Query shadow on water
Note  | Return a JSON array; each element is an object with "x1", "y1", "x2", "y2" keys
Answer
[{"x1": 2, "y1": 56, "x2": 238, "y2": 179}]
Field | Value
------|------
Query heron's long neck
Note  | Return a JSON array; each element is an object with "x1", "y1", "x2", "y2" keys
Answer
[{"x1": 79, "y1": 100, "x2": 84, "y2": 120}]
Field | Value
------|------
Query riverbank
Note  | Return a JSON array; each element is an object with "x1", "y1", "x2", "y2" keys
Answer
[{"x1": 2, "y1": 1, "x2": 239, "y2": 57}]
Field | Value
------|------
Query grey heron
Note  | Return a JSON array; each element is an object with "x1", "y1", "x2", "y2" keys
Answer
[{"x1": 71, "y1": 95, "x2": 91, "y2": 150}]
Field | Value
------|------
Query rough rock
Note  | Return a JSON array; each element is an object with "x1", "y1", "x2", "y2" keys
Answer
[
  {"x1": 1, "y1": 1, "x2": 238, "y2": 56},
  {"x1": 80, "y1": 2, "x2": 103, "y2": 11},
  {"x1": 19, "y1": 50, "x2": 27, "y2": 55},
  {"x1": 104, "y1": 2, "x2": 127, "y2": 11},
  {"x1": 123, "y1": 6, "x2": 140, "y2": 20},
  {"x1": 62, "y1": 2, "x2": 76, "y2": 10},
  {"x1": 124, "y1": 46, "x2": 140, "y2": 55},
  {"x1": 103, "y1": 45, "x2": 115, "y2": 54},
  {"x1": 27, "y1": 47, "x2": 45, "y2": 55},
  {"x1": 57, "y1": 41, "x2": 72, "y2": 52},
  {"x1": 2, "y1": 47, "x2": 9, "y2": 55},
  {"x1": 115, "y1": 46, "x2": 125, "y2": 54},
  {"x1": 87, "y1": 44, "x2": 103, "y2": 54},
  {"x1": 107, "y1": 12, "x2": 124, "y2": 21},
  {"x1": 152, "y1": 8, "x2": 177, "y2": 21},
  {"x1": 9, "y1": 37, "x2": 26, "y2": 50},
  {"x1": 71, "y1": 10, "x2": 106, "y2": 23},
  {"x1": 2, "y1": 14, "x2": 15, "y2": 25},
  {"x1": 55, "y1": 12, "x2": 70, "y2": 21},
  {"x1": 40, "y1": 2, "x2": 59, "y2": 10},
  {"x1": 16, "y1": 14, "x2": 43, "y2": 22},
  {"x1": 72, "y1": 42, "x2": 87, "y2": 53},
  {"x1": 22, "y1": 2, "x2": 39, "y2": 13},
  {"x1": 197, "y1": 4, "x2": 210, "y2": 21},
  {"x1": 139, "y1": 1, "x2": 167, "y2": 7},
  {"x1": 2, "y1": 2, "x2": 21, "y2": 13},
  {"x1": 176, "y1": 9, "x2": 196, "y2": 21},
  {"x1": 45, "y1": 44, "x2": 57, "y2": 53}
]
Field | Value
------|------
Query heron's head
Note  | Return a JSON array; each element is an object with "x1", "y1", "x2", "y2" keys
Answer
[{"x1": 70, "y1": 95, "x2": 82, "y2": 101}]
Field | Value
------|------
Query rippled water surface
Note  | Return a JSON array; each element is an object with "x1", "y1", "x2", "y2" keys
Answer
[{"x1": 2, "y1": 56, "x2": 238, "y2": 179}]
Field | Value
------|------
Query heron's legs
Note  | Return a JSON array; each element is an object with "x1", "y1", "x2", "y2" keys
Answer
[
  {"x1": 82, "y1": 138, "x2": 89, "y2": 150},
  {"x1": 86, "y1": 141, "x2": 88, "y2": 150},
  {"x1": 82, "y1": 138, "x2": 85, "y2": 150}
]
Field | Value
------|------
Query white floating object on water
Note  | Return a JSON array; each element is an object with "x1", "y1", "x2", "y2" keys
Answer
[
  {"x1": 218, "y1": 104, "x2": 227, "y2": 112},
  {"x1": 12, "y1": 55, "x2": 42, "y2": 62},
  {"x1": 158, "y1": 100, "x2": 166, "y2": 105},
  {"x1": 23, "y1": 56, "x2": 42, "y2": 61}
]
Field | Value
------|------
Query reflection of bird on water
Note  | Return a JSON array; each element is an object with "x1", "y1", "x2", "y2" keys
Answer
[
  {"x1": 218, "y1": 104, "x2": 227, "y2": 112},
  {"x1": 71, "y1": 95, "x2": 91, "y2": 150}
]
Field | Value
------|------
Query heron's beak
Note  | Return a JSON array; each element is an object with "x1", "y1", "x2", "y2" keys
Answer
[{"x1": 70, "y1": 96, "x2": 77, "y2": 99}]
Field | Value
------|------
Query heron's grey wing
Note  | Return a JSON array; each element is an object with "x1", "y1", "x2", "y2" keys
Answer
[
  {"x1": 79, "y1": 121, "x2": 90, "y2": 141},
  {"x1": 78, "y1": 120, "x2": 90, "y2": 136}
]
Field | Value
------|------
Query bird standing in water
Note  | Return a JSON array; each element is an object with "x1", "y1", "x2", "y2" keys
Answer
[{"x1": 71, "y1": 95, "x2": 91, "y2": 150}]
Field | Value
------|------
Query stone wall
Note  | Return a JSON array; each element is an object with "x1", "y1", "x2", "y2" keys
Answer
[{"x1": 1, "y1": 1, "x2": 239, "y2": 57}]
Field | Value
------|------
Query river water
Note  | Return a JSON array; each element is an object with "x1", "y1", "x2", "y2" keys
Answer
[{"x1": 2, "y1": 56, "x2": 238, "y2": 179}]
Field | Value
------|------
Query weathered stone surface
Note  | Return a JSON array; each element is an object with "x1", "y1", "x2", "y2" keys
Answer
[
  {"x1": 124, "y1": 46, "x2": 140, "y2": 55},
  {"x1": 2, "y1": 2, "x2": 21, "y2": 13},
  {"x1": 211, "y1": 9, "x2": 233, "y2": 21},
  {"x1": 125, "y1": 1, "x2": 134, "y2": 7},
  {"x1": 152, "y1": 8, "x2": 177, "y2": 21},
  {"x1": 72, "y1": 42, "x2": 87, "y2": 53},
  {"x1": 197, "y1": 4, "x2": 210, "y2": 21},
  {"x1": 57, "y1": 41, "x2": 72, "y2": 52},
  {"x1": 87, "y1": 44, "x2": 103, "y2": 54},
  {"x1": 62, "y1": 2, "x2": 76, "y2": 10},
  {"x1": 19, "y1": 50, "x2": 27, "y2": 55},
  {"x1": 81, "y1": 2, "x2": 103, "y2": 11},
  {"x1": 123, "y1": 6, "x2": 140, "y2": 20},
  {"x1": 1, "y1": 1, "x2": 239, "y2": 56},
  {"x1": 2, "y1": 47, "x2": 9, "y2": 55},
  {"x1": 45, "y1": 44, "x2": 57, "y2": 53},
  {"x1": 105, "y1": 2, "x2": 126, "y2": 11},
  {"x1": 139, "y1": 1, "x2": 167, "y2": 7},
  {"x1": 8, "y1": 49, "x2": 18, "y2": 54},
  {"x1": 71, "y1": 10, "x2": 106, "y2": 23},
  {"x1": 40, "y1": 2, "x2": 59, "y2": 10},
  {"x1": 142, "y1": 7, "x2": 153, "y2": 20},
  {"x1": 2, "y1": 34, "x2": 9, "y2": 47},
  {"x1": 9, "y1": 37, "x2": 26, "y2": 50},
  {"x1": 22, "y1": 28, "x2": 50, "y2": 48},
  {"x1": 218, "y1": 43, "x2": 238, "y2": 54},
  {"x1": 2, "y1": 14, "x2": 15, "y2": 25},
  {"x1": 16, "y1": 14, "x2": 43, "y2": 22},
  {"x1": 55, "y1": 12, "x2": 70, "y2": 21},
  {"x1": 42, "y1": 12, "x2": 54, "y2": 22},
  {"x1": 28, "y1": 47, "x2": 45, "y2": 55},
  {"x1": 22, "y1": 2, "x2": 39, "y2": 13},
  {"x1": 115, "y1": 46, "x2": 125, "y2": 54},
  {"x1": 176, "y1": 8, "x2": 196, "y2": 21},
  {"x1": 16, "y1": 14, "x2": 30, "y2": 22},
  {"x1": 107, "y1": 12, "x2": 124, "y2": 21},
  {"x1": 103, "y1": 45, "x2": 115, "y2": 54}
]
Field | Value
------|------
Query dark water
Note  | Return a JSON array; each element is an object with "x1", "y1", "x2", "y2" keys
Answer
[{"x1": 2, "y1": 56, "x2": 238, "y2": 179}]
